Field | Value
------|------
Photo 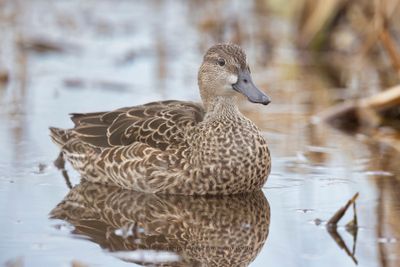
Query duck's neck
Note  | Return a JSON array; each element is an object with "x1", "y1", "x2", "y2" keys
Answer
[{"x1": 204, "y1": 96, "x2": 241, "y2": 121}]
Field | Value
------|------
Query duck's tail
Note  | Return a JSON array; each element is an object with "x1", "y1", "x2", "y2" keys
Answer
[{"x1": 49, "y1": 127, "x2": 71, "y2": 148}]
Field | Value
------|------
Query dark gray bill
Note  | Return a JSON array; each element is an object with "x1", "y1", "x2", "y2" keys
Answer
[{"x1": 232, "y1": 69, "x2": 271, "y2": 105}]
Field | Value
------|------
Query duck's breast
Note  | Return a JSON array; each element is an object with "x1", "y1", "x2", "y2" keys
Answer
[{"x1": 188, "y1": 118, "x2": 270, "y2": 189}]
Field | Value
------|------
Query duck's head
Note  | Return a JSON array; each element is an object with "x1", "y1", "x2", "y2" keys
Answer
[{"x1": 198, "y1": 43, "x2": 271, "y2": 110}]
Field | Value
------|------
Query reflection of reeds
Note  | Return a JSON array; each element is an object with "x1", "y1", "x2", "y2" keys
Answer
[
  {"x1": 0, "y1": 71, "x2": 8, "y2": 88},
  {"x1": 155, "y1": 33, "x2": 167, "y2": 96},
  {"x1": 370, "y1": 145, "x2": 400, "y2": 267},
  {"x1": 0, "y1": 0, "x2": 29, "y2": 164}
]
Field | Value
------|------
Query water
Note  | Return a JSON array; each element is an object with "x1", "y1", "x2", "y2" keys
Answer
[{"x1": 0, "y1": 1, "x2": 399, "y2": 266}]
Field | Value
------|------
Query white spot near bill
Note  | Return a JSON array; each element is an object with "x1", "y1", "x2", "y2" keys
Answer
[{"x1": 227, "y1": 74, "x2": 238, "y2": 84}]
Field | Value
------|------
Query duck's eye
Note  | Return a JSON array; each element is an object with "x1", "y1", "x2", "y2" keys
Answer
[{"x1": 217, "y1": 58, "x2": 225, "y2": 66}]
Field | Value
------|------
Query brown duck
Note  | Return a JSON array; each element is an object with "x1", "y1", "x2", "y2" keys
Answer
[
  {"x1": 50, "y1": 181, "x2": 270, "y2": 266},
  {"x1": 50, "y1": 43, "x2": 271, "y2": 195}
]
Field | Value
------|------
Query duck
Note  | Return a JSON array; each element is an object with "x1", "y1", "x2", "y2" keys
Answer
[
  {"x1": 50, "y1": 43, "x2": 271, "y2": 195},
  {"x1": 50, "y1": 181, "x2": 270, "y2": 266}
]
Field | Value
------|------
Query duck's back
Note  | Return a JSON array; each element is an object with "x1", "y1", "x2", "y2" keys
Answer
[{"x1": 51, "y1": 100, "x2": 204, "y2": 151}]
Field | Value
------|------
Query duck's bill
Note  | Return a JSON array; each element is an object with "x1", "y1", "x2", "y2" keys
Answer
[{"x1": 232, "y1": 70, "x2": 271, "y2": 105}]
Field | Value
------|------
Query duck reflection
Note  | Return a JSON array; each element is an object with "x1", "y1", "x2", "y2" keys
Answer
[{"x1": 50, "y1": 181, "x2": 270, "y2": 266}]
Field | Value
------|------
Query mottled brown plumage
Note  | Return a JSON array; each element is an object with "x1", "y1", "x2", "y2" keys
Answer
[
  {"x1": 50, "y1": 43, "x2": 271, "y2": 195},
  {"x1": 50, "y1": 181, "x2": 270, "y2": 266}
]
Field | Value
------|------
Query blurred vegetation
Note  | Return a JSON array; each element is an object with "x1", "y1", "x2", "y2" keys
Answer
[{"x1": 296, "y1": 0, "x2": 400, "y2": 88}]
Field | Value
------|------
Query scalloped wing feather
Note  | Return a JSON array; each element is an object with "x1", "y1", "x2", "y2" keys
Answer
[{"x1": 70, "y1": 100, "x2": 204, "y2": 150}]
